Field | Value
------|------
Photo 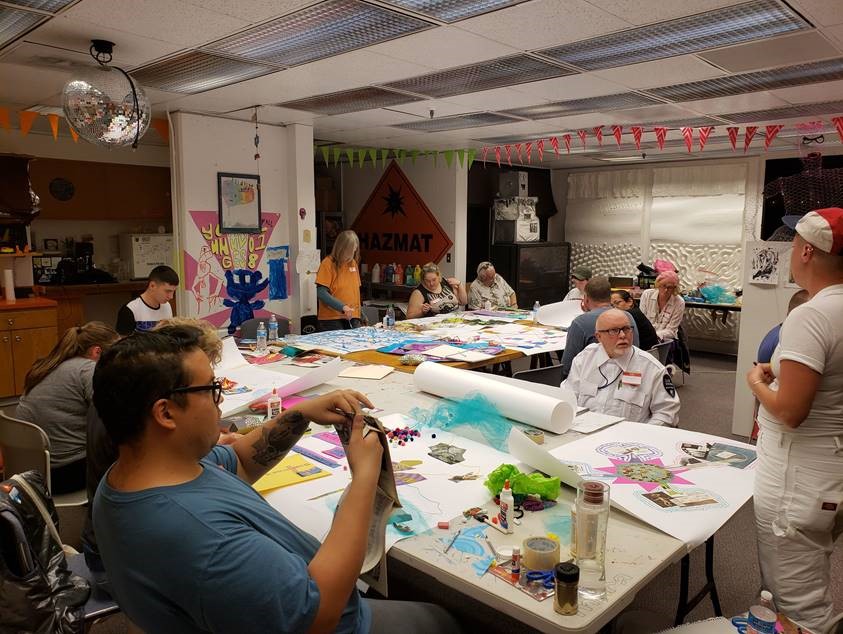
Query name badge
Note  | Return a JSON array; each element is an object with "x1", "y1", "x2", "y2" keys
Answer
[
  {"x1": 349, "y1": 267, "x2": 357, "y2": 272},
  {"x1": 621, "y1": 371, "x2": 642, "y2": 387}
]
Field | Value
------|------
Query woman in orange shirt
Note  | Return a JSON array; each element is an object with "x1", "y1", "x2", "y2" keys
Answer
[{"x1": 316, "y1": 230, "x2": 363, "y2": 332}]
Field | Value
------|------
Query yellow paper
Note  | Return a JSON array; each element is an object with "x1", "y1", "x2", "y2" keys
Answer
[{"x1": 253, "y1": 453, "x2": 330, "y2": 493}]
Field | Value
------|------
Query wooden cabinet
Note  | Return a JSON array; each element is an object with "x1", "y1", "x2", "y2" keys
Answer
[
  {"x1": 0, "y1": 299, "x2": 58, "y2": 398},
  {"x1": 29, "y1": 158, "x2": 171, "y2": 221}
]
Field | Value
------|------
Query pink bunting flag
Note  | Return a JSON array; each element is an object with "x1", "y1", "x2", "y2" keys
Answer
[
  {"x1": 681, "y1": 127, "x2": 693, "y2": 153},
  {"x1": 563, "y1": 134, "x2": 572, "y2": 154},
  {"x1": 654, "y1": 127, "x2": 667, "y2": 150},
  {"x1": 744, "y1": 126, "x2": 758, "y2": 153},
  {"x1": 494, "y1": 146, "x2": 502, "y2": 167},
  {"x1": 796, "y1": 120, "x2": 824, "y2": 135},
  {"x1": 577, "y1": 130, "x2": 587, "y2": 150},
  {"x1": 726, "y1": 127, "x2": 739, "y2": 151},
  {"x1": 524, "y1": 141, "x2": 533, "y2": 163},
  {"x1": 631, "y1": 126, "x2": 643, "y2": 149},
  {"x1": 611, "y1": 125, "x2": 623, "y2": 148},
  {"x1": 698, "y1": 126, "x2": 713, "y2": 151},
  {"x1": 481, "y1": 147, "x2": 489, "y2": 164},
  {"x1": 514, "y1": 143, "x2": 523, "y2": 163},
  {"x1": 834, "y1": 117, "x2": 843, "y2": 143},
  {"x1": 536, "y1": 138, "x2": 545, "y2": 162},
  {"x1": 549, "y1": 136, "x2": 559, "y2": 156},
  {"x1": 504, "y1": 144, "x2": 512, "y2": 166},
  {"x1": 593, "y1": 126, "x2": 603, "y2": 146},
  {"x1": 764, "y1": 124, "x2": 784, "y2": 151}
]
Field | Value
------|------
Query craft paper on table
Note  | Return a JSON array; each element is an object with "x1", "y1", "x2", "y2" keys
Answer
[
  {"x1": 422, "y1": 344, "x2": 468, "y2": 358},
  {"x1": 338, "y1": 364, "x2": 394, "y2": 380},
  {"x1": 570, "y1": 411, "x2": 624, "y2": 434},
  {"x1": 293, "y1": 327, "x2": 425, "y2": 354},
  {"x1": 549, "y1": 422, "x2": 757, "y2": 547},
  {"x1": 508, "y1": 428, "x2": 582, "y2": 489},
  {"x1": 252, "y1": 453, "x2": 330, "y2": 493},
  {"x1": 446, "y1": 350, "x2": 494, "y2": 363},
  {"x1": 536, "y1": 300, "x2": 584, "y2": 329},
  {"x1": 414, "y1": 362, "x2": 575, "y2": 434}
]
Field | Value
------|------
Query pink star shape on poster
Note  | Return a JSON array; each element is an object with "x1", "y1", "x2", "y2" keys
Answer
[{"x1": 595, "y1": 458, "x2": 694, "y2": 492}]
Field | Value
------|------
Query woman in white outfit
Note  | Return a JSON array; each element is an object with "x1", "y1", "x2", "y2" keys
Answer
[
  {"x1": 747, "y1": 208, "x2": 843, "y2": 634},
  {"x1": 639, "y1": 270, "x2": 685, "y2": 342}
]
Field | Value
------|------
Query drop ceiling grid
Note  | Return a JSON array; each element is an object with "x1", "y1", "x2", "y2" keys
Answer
[{"x1": 379, "y1": 0, "x2": 529, "y2": 23}]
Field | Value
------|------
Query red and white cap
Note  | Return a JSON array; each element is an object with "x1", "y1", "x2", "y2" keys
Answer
[{"x1": 783, "y1": 207, "x2": 843, "y2": 255}]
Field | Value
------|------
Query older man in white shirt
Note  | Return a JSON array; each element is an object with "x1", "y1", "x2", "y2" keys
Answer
[
  {"x1": 563, "y1": 308, "x2": 680, "y2": 426},
  {"x1": 468, "y1": 261, "x2": 517, "y2": 310}
]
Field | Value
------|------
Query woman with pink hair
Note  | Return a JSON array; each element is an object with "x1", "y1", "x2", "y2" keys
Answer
[{"x1": 639, "y1": 270, "x2": 685, "y2": 342}]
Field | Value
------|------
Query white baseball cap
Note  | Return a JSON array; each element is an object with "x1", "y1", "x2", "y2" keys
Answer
[{"x1": 783, "y1": 208, "x2": 843, "y2": 256}]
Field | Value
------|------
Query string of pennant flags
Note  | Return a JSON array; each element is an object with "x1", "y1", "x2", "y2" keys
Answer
[
  {"x1": 0, "y1": 106, "x2": 170, "y2": 143},
  {"x1": 315, "y1": 145, "x2": 478, "y2": 169}
]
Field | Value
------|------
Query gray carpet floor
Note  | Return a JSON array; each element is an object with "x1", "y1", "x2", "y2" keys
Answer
[{"x1": 77, "y1": 352, "x2": 842, "y2": 633}]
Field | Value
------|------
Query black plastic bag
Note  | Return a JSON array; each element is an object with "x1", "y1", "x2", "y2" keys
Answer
[{"x1": 0, "y1": 470, "x2": 89, "y2": 633}]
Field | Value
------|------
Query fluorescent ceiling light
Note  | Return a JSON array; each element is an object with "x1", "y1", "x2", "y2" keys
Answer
[
  {"x1": 3, "y1": 0, "x2": 75, "y2": 13},
  {"x1": 379, "y1": 0, "x2": 527, "y2": 22},
  {"x1": 130, "y1": 51, "x2": 277, "y2": 94},
  {"x1": 503, "y1": 93, "x2": 660, "y2": 120},
  {"x1": 204, "y1": 0, "x2": 432, "y2": 68},
  {"x1": 0, "y1": 6, "x2": 44, "y2": 48},
  {"x1": 538, "y1": 0, "x2": 808, "y2": 71},
  {"x1": 279, "y1": 86, "x2": 423, "y2": 115}
]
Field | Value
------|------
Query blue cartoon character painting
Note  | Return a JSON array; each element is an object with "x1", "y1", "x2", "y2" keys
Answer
[{"x1": 223, "y1": 269, "x2": 269, "y2": 334}]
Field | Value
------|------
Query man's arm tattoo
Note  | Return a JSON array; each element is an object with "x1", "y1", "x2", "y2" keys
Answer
[{"x1": 251, "y1": 411, "x2": 308, "y2": 466}]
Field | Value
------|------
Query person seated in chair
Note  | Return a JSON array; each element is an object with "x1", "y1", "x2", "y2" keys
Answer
[
  {"x1": 562, "y1": 309, "x2": 679, "y2": 426},
  {"x1": 611, "y1": 290, "x2": 659, "y2": 352},
  {"x1": 407, "y1": 262, "x2": 467, "y2": 318},
  {"x1": 467, "y1": 261, "x2": 517, "y2": 310},
  {"x1": 91, "y1": 330, "x2": 462, "y2": 634},
  {"x1": 639, "y1": 271, "x2": 684, "y2": 342},
  {"x1": 116, "y1": 265, "x2": 179, "y2": 335}
]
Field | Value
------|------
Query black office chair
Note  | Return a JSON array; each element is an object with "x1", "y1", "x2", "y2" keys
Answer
[
  {"x1": 237, "y1": 315, "x2": 291, "y2": 339},
  {"x1": 65, "y1": 553, "x2": 122, "y2": 631},
  {"x1": 512, "y1": 364, "x2": 564, "y2": 387}
]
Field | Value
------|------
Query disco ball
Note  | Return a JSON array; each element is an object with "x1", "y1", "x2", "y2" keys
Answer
[{"x1": 62, "y1": 65, "x2": 151, "y2": 148}]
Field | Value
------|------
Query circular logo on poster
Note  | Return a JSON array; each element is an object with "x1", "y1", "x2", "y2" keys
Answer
[{"x1": 49, "y1": 177, "x2": 75, "y2": 201}]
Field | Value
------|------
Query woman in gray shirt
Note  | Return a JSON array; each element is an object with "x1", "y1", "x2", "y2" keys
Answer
[{"x1": 16, "y1": 321, "x2": 118, "y2": 494}]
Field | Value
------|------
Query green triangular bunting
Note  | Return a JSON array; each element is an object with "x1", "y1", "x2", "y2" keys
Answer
[
  {"x1": 332, "y1": 147, "x2": 342, "y2": 166},
  {"x1": 320, "y1": 147, "x2": 330, "y2": 166},
  {"x1": 466, "y1": 148, "x2": 476, "y2": 168},
  {"x1": 443, "y1": 150, "x2": 454, "y2": 167}
]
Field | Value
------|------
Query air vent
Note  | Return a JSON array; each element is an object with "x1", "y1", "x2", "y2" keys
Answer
[
  {"x1": 204, "y1": 0, "x2": 432, "y2": 68},
  {"x1": 0, "y1": 6, "x2": 44, "y2": 49},
  {"x1": 721, "y1": 100, "x2": 843, "y2": 123},
  {"x1": 538, "y1": 0, "x2": 807, "y2": 71},
  {"x1": 394, "y1": 112, "x2": 519, "y2": 131},
  {"x1": 474, "y1": 132, "x2": 560, "y2": 144},
  {"x1": 3, "y1": 0, "x2": 75, "y2": 12},
  {"x1": 647, "y1": 57, "x2": 843, "y2": 102},
  {"x1": 380, "y1": 0, "x2": 526, "y2": 22},
  {"x1": 130, "y1": 51, "x2": 277, "y2": 94},
  {"x1": 503, "y1": 92, "x2": 660, "y2": 120},
  {"x1": 279, "y1": 86, "x2": 423, "y2": 115},
  {"x1": 382, "y1": 54, "x2": 573, "y2": 99},
  {"x1": 635, "y1": 116, "x2": 725, "y2": 128}
]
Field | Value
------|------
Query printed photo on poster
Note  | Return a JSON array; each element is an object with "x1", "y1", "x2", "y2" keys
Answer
[
  {"x1": 218, "y1": 173, "x2": 261, "y2": 234},
  {"x1": 750, "y1": 246, "x2": 779, "y2": 285}
]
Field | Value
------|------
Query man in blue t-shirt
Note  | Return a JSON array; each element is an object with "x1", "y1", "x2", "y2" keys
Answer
[
  {"x1": 92, "y1": 331, "x2": 461, "y2": 633},
  {"x1": 756, "y1": 289, "x2": 809, "y2": 363}
]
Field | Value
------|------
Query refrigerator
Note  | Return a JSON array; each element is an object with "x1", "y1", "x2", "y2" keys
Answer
[{"x1": 119, "y1": 234, "x2": 173, "y2": 280}]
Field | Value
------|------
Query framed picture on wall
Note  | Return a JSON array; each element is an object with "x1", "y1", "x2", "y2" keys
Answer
[
  {"x1": 321, "y1": 212, "x2": 343, "y2": 254},
  {"x1": 218, "y1": 172, "x2": 261, "y2": 233}
]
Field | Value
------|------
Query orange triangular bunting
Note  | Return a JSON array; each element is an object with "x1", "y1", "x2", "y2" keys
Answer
[
  {"x1": 68, "y1": 126, "x2": 79, "y2": 143},
  {"x1": 19, "y1": 111, "x2": 38, "y2": 136},
  {"x1": 0, "y1": 107, "x2": 10, "y2": 132},
  {"x1": 47, "y1": 114, "x2": 60, "y2": 140},
  {"x1": 151, "y1": 119, "x2": 169, "y2": 143}
]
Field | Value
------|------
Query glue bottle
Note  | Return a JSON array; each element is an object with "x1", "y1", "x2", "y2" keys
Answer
[
  {"x1": 498, "y1": 479, "x2": 514, "y2": 533},
  {"x1": 265, "y1": 388, "x2": 282, "y2": 420}
]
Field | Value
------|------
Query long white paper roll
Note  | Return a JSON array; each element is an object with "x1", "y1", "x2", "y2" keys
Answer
[
  {"x1": 3, "y1": 269, "x2": 14, "y2": 303},
  {"x1": 413, "y1": 361, "x2": 575, "y2": 434},
  {"x1": 508, "y1": 428, "x2": 581, "y2": 489},
  {"x1": 537, "y1": 300, "x2": 582, "y2": 328}
]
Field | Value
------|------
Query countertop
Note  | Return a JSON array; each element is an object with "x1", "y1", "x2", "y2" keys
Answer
[
  {"x1": 0, "y1": 297, "x2": 58, "y2": 311},
  {"x1": 40, "y1": 281, "x2": 147, "y2": 296}
]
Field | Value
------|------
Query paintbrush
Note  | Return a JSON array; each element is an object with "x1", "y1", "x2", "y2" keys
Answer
[{"x1": 444, "y1": 529, "x2": 461, "y2": 553}]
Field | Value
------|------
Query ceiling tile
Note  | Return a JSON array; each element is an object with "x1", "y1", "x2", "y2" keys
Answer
[
  {"x1": 365, "y1": 25, "x2": 520, "y2": 70},
  {"x1": 380, "y1": 0, "x2": 528, "y2": 23},
  {"x1": 320, "y1": 124, "x2": 423, "y2": 143},
  {"x1": 393, "y1": 111, "x2": 519, "y2": 131},
  {"x1": 506, "y1": 73, "x2": 630, "y2": 101},
  {"x1": 771, "y1": 77, "x2": 843, "y2": 103},
  {"x1": 504, "y1": 92, "x2": 661, "y2": 120},
  {"x1": 678, "y1": 91, "x2": 791, "y2": 115},
  {"x1": 4, "y1": 0, "x2": 77, "y2": 12},
  {"x1": 457, "y1": 0, "x2": 629, "y2": 50},
  {"x1": 584, "y1": 0, "x2": 743, "y2": 26},
  {"x1": 252, "y1": 105, "x2": 318, "y2": 124},
  {"x1": 131, "y1": 51, "x2": 277, "y2": 93},
  {"x1": 444, "y1": 87, "x2": 553, "y2": 110},
  {"x1": 819, "y1": 23, "x2": 843, "y2": 49},
  {"x1": 699, "y1": 32, "x2": 840, "y2": 73},
  {"x1": 279, "y1": 86, "x2": 422, "y2": 115},
  {"x1": 314, "y1": 109, "x2": 423, "y2": 127},
  {"x1": 384, "y1": 98, "x2": 479, "y2": 118},
  {"x1": 0, "y1": 6, "x2": 45, "y2": 50},
  {"x1": 0, "y1": 61, "x2": 69, "y2": 104},
  {"x1": 60, "y1": 0, "x2": 251, "y2": 47},
  {"x1": 179, "y1": 0, "x2": 316, "y2": 23},
  {"x1": 787, "y1": 0, "x2": 843, "y2": 27},
  {"x1": 25, "y1": 15, "x2": 186, "y2": 67},
  {"x1": 591, "y1": 55, "x2": 727, "y2": 89},
  {"x1": 719, "y1": 99, "x2": 843, "y2": 123},
  {"x1": 0, "y1": 40, "x2": 90, "y2": 69},
  {"x1": 604, "y1": 103, "x2": 712, "y2": 124}
]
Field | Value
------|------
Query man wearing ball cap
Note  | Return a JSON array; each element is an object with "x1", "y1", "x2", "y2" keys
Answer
[{"x1": 748, "y1": 207, "x2": 843, "y2": 633}]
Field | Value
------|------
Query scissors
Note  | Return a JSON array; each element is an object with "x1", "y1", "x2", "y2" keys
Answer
[{"x1": 525, "y1": 569, "x2": 555, "y2": 589}]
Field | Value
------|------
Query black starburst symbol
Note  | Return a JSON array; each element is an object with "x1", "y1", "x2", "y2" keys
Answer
[{"x1": 382, "y1": 184, "x2": 406, "y2": 219}]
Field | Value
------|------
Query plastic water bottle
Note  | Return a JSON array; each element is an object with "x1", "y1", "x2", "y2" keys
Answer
[
  {"x1": 371, "y1": 263, "x2": 380, "y2": 283},
  {"x1": 256, "y1": 321, "x2": 267, "y2": 351},
  {"x1": 532, "y1": 300, "x2": 540, "y2": 323},
  {"x1": 268, "y1": 314, "x2": 278, "y2": 342},
  {"x1": 383, "y1": 304, "x2": 396, "y2": 329},
  {"x1": 575, "y1": 481, "x2": 609, "y2": 600}
]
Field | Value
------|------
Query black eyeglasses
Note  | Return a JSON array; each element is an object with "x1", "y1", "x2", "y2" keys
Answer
[
  {"x1": 597, "y1": 326, "x2": 633, "y2": 337},
  {"x1": 169, "y1": 379, "x2": 223, "y2": 404}
]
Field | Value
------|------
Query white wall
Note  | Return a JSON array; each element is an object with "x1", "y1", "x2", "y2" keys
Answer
[
  {"x1": 341, "y1": 159, "x2": 468, "y2": 281},
  {"x1": 170, "y1": 112, "x2": 315, "y2": 331}
]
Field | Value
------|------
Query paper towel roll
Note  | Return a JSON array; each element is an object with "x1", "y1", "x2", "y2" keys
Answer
[
  {"x1": 3, "y1": 269, "x2": 14, "y2": 303},
  {"x1": 413, "y1": 361, "x2": 574, "y2": 433}
]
